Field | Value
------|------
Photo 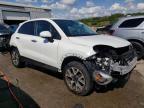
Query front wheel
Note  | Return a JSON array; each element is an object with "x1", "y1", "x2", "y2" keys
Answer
[
  {"x1": 63, "y1": 61, "x2": 93, "y2": 96},
  {"x1": 131, "y1": 41, "x2": 144, "y2": 59},
  {"x1": 11, "y1": 48, "x2": 24, "y2": 68}
]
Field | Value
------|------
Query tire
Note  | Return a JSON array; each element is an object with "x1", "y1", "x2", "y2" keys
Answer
[
  {"x1": 63, "y1": 61, "x2": 93, "y2": 96},
  {"x1": 131, "y1": 41, "x2": 144, "y2": 60},
  {"x1": 10, "y1": 48, "x2": 25, "y2": 68}
]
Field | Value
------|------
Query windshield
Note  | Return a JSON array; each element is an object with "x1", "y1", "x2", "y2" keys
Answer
[{"x1": 54, "y1": 20, "x2": 97, "y2": 37}]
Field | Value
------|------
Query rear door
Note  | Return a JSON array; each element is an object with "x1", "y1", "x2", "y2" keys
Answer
[{"x1": 14, "y1": 21, "x2": 37, "y2": 59}]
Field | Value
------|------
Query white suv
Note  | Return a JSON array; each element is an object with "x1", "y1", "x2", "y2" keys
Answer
[
  {"x1": 111, "y1": 16, "x2": 144, "y2": 59},
  {"x1": 10, "y1": 19, "x2": 137, "y2": 96}
]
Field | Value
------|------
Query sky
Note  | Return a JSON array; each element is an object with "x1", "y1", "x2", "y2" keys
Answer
[{"x1": 0, "y1": 0, "x2": 144, "y2": 19}]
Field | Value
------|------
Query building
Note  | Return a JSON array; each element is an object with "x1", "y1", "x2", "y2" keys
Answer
[{"x1": 0, "y1": 1, "x2": 51, "y2": 25}]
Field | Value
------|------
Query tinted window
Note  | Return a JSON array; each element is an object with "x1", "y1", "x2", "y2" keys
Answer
[
  {"x1": 18, "y1": 22, "x2": 35, "y2": 35},
  {"x1": 36, "y1": 20, "x2": 60, "y2": 39},
  {"x1": 119, "y1": 18, "x2": 144, "y2": 28},
  {"x1": 36, "y1": 21, "x2": 50, "y2": 36}
]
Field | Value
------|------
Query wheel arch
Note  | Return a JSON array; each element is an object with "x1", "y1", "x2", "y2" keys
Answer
[
  {"x1": 10, "y1": 46, "x2": 17, "y2": 51},
  {"x1": 61, "y1": 56, "x2": 84, "y2": 71},
  {"x1": 128, "y1": 39, "x2": 144, "y2": 46}
]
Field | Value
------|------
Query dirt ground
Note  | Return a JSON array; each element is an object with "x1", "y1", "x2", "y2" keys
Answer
[{"x1": 0, "y1": 53, "x2": 144, "y2": 108}]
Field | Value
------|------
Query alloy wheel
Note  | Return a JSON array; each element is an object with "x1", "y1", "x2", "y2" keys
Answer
[
  {"x1": 65, "y1": 67, "x2": 86, "y2": 92},
  {"x1": 11, "y1": 50, "x2": 19, "y2": 66}
]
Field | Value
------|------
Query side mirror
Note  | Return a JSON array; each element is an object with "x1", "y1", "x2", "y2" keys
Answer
[
  {"x1": 40, "y1": 31, "x2": 52, "y2": 38},
  {"x1": 40, "y1": 31, "x2": 54, "y2": 42}
]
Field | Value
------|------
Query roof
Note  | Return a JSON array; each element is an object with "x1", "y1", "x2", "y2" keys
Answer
[
  {"x1": 121, "y1": 15, "x2": 144, "y2": 20},
  {"x1": 0, "y1": 1, "x2": 51, "y2": 10},
  {"x1": 18, "y1": 18, "x2": 73, "y2": 26}
]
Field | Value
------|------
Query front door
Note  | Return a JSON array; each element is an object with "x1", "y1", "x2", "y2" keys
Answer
[{"x1": 29, "y1": 20, "x2": 61, "y2": 67}]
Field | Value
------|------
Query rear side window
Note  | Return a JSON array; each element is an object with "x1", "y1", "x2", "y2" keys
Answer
[
  {"x1": 18, "y1": 22, "x2": 35, "y2": 35},
  {"x1": 119, "y1": 18, "x2": 144, "y2": 28}
]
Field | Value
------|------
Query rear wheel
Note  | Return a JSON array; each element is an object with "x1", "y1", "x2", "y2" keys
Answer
[
  {"x1": 63, "y1": 61, "x2": 93, "y2": 96},
  {"x1": 131, "y1": 41, "x2": 144, "y2": 59},
  {"x1": 11, "y1": 48, "x2": 25, "y2": 68}
]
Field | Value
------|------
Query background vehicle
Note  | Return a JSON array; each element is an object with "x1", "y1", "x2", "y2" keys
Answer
[
  {"x1": 96, "y1": 24, "x2": 113, "y2": 35},
  {"x1": 8, "y1": 24, "x2": 19, "y2": 34},
  {"x1": 0, "y1": 24, "x2": 12, "y2": 52},
  {"x1": 110, "y1": 16, "x2": 144, "y2": 59},
  {"x1": 9, "y1": 19, "x2": 137, "y2": 96}
]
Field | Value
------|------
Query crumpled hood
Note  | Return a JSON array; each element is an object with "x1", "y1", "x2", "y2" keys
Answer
[{"x1": 68, "y1": 35, "x2": 130, "y2": 48}]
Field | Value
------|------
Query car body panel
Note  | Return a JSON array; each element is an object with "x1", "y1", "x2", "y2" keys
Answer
[{"x1": 68, "y1": 35, "x2": 130, "y2": 48}]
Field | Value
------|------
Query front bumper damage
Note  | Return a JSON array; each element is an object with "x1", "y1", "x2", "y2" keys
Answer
[
  {"x1": 85, "y1": 48, "x2": 137, "y2": 85},
  {"x1": 111, "y1": 56, "x2": 137, "y2": 75}
]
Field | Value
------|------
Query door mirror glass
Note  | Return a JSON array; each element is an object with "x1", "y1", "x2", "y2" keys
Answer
[{"x1": 40, "y1": 31, "x2": 52, "y2": 38}]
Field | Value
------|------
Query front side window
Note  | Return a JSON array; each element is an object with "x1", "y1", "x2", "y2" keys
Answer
[
  {"x1": 18, "y1": 22, "x2": 35, "y2": 35},
  {"x1": 36, "y1": 21, "x2": 50, "y2": 36},
  {"x1": 119, "y1": 18, "x2": 144, "y2": 28},
  {"x1": 36, "y1": 20, "x2": 60, "y2": 39},
  {"x1": 54, "y1": 20, "x2": 97, "y2": 37}
]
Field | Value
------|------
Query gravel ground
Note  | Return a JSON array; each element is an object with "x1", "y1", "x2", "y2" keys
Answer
[{"x1": 0, "y1": 53, "x2": 144, "y2": 108}]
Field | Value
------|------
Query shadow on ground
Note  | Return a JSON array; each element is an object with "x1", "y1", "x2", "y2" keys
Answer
[
  {"x1": 94, "y1": 73, "x2": 131, "y2": 93},
  {"x1": 27, "y1": 63, "x2": 130, "y2": 95},
  {"x1": 27, "y1": 64, "x2": 63, "y2": 80},
  {"x1": 0, "y1": 78, "x2": 40, "y2": 108}
]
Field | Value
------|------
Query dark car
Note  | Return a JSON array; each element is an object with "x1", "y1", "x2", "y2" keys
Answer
[
  {"x1": 8, "y1": 24, "x2": 19, "y2": 34},
  {"x1": 0, "y1": 24, "x2": 12, "y2": 52},
  {"x1": 96, "y1": 24, "x2": 113, "y2": 35}
]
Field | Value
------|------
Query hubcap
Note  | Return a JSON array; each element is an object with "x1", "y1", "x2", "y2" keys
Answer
[
  {"x1": 11, "y1": 50, "x2": 19, "y2": 65},
  {"x1": 65, "y1": 67, "x2": 86, "y2": 92}
]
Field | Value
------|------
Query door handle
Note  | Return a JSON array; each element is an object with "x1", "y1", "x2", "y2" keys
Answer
[
  {"x1": 16, "y1": 37, "x2": 20, "y2": 39},
  {"x1": 31, "y1": 40, "x2": 37, "y2": 43},
  {"x1": 141, "y1": 32, "x2": 144, "y2": 34}
]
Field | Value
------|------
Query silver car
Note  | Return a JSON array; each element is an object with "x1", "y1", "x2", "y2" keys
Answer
[{"x1": 111, "y1": 16, "x2": 144, "y2": 59}]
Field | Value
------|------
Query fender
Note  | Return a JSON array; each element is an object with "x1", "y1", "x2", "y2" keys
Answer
[{"x1": 58, "y1": 53, "x2": 85, "y2": 71}]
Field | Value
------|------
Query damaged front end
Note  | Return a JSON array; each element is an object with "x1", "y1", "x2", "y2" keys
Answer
[{"x1": 85, "y1": 45, "x2": 137, "y2": 85}]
